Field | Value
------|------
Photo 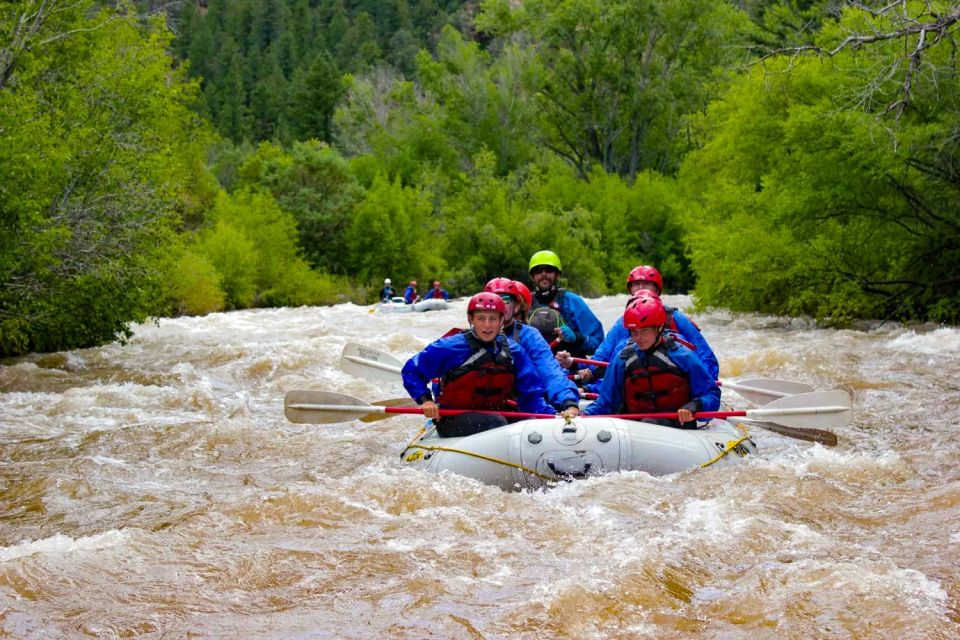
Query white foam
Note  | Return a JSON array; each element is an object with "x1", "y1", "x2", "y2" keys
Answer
[
  {"x1": 0, "y1": 530, "x2": 128, "y2": 562},
  {"x1": 885, "y1": 327, "x2": 960, "y2": 355},
  {"x1": 808, "y1": 559, "x2": 947, "y2": 614},
  {"x1": 676, "y1": 498, "x2": 745, "y2": 539}
]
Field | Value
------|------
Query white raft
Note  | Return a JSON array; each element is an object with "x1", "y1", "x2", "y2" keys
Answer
[
  {"x1": 377, "y1": 297, "x2": 450, "y2": 313},
  {"x1": 401, "y1": 416, "x2": 756, "y2": 490}
]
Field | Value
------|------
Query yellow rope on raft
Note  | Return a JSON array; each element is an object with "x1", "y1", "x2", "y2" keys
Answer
[
  {"x1": 403, "y1": 423, "x2": 556, "y2": 482},
  {"x1": 404, "y1": 420, "x2": 755, "y2": 479},
  {"x1": 405, "y1": 442, "x2": 557, "y2": 483},
  {"x1": 700, "y1": 421, "x2": 754, "y2": 468}
]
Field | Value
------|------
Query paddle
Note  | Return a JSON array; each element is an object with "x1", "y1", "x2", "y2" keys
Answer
[
  {"x1": 605, "y1": 390, "x2": 848, "y2": 427},
  {"x1": 340, "y1": 342, "x2": 403, "y2": 382},
  {"x1": 570, "y1": 356, "x2": 608, "y2": 367},
  {"x1": 717, "y1": 378, "x2": 815, "y2": 405},
  {"x1": 283, "y1": 390, "x2": 848, "y2": 444},
  {"x1": 284, "y1": 389, "x2": 554, "y2": 424},
  {"x1": 580, "y1": 387, "x2": 834, "y2": 442}
]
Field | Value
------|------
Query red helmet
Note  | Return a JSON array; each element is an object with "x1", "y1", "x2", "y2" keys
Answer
[
  {"x1": 484, "y1": 277, "x2": 520, "y2": 297},
  {"x1": 512, "y1": 281, "x2": 532, "y2": 311},
  {"x1": 467, "y1": 292, "x2": 506, "y2": 316},
  {"x1": 626, "y1": 265, "x2": 663, "y2": 294},
  {"x1": 623, "y1": 295, "x2": 666, "y2": 329},
  {"x1": 626, "y1": 289, "x2": 660, "y2": 311}
]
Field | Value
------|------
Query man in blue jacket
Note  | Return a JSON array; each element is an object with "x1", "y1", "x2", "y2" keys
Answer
[
  {"x1": 402, "y1": 280, "x2": 420, "y2": 304},
  {"x1": 526, "y1": 249, "x2": 604, "y2": 359},
  {"x1": 583, "y1": 295, "x2": 720, "y2": 429},
  {"x1": 402, "y1": 292, "x2": 566, "y2": 437},
  {"x1": 423, "y1": 280, "x2": 450, "y2": 300}
]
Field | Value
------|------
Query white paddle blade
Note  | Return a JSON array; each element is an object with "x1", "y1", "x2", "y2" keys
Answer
[
  {"x1": 746, "y1": 390, "x2": 852, "y2": 429},
  {"x1": 340, "y1": 342, "x2": 403, "y2": 382},
  {"x1": 284, "y1": 389, "x2": 376, "y2": 424},
  {"x1": 722, "y1": 378, "x2": 816, "y2": 405}
]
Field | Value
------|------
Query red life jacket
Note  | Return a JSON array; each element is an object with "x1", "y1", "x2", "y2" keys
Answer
[
  {"x1": 437, "y1": 333, "x2": 516, "y2": 410},
  {"x1": 620, "y1": 339, "x2": 691, "y2": 412}
]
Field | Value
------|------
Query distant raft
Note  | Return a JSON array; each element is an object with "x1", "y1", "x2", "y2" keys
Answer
[
  {"x1": 401, "y1": 416, "x2": 756, "y2": 491},
  {"x1": 377, "y1": 297, "x2": 450, "y2": 313}
]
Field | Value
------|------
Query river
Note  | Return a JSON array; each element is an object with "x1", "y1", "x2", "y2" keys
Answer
[{"x1": 1, "y1": 294, "x2": 958, "y2": 638}]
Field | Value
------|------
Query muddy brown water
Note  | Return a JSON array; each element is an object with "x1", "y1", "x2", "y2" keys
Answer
[{"x1": 1, "y1": 295, "x2": 958, "y2": 638}]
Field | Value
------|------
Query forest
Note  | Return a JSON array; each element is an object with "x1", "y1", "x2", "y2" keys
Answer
[{"x1": 1, "y1": 0, "x2": 958, "y2": 356}]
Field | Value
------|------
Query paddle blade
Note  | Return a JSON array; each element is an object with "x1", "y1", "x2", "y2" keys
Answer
[
  {"x1": 284, "y1": 389, "x2": 374, "y2": 424},
  {"x1": 722, "y1": 378, "x2": 816, "y2": 405},
  {"x1": 747, "y1": 390, "x2": 852, "y2": 429},
  {"x1": 733, "y1": 419, "x2": 839, "y2": 447},
  {"x1": 340, "y1": 342, "x2": 403, "y2": 382}
]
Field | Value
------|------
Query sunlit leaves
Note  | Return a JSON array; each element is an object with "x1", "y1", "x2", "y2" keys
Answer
[{"x1": 0, "y1": 1, "x2": 209, "y2": 355}]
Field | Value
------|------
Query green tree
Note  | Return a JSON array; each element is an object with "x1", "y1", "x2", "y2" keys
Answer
[
  {"x1": 0, "y1": 1, "x2": 209, "y2": 356},
  {"x1": 344, "y1": 173, "x2": 444, "y2": 282},
  {"x1": 191, "y1": 189, "x2": 327, "y2": 309},
  {"x1": 416, "y1": 26, "x2": 541, "y2": 175},
  {"x1": 217, "y1": 38, "x2": 252, "y2": 141},
  {"x1": 336, "y1": 11, "x2": 382, "y2": 71},
  {"x1": 478, "y1": 0, "x2": 755, "y2": 179},
  {"x1": 292, "y1": 52, "x2": 345, "y2": 142},
  {"x1": 524, "y1": 164, "x2": 691, "y2": 291},
  {"x1": 235, "y1": 141, "x2": 365, "y2": 273},
  {"x1": 438, "y1": 152, "x2": 608, "y2": 295},
  {"x1": 679, "y1": 3, "x2": 960, "y2": 323},
  {"x1": 334, "y1": 69, "x2": 460, "y2": 185}
]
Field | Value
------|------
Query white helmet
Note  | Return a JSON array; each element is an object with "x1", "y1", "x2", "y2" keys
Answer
[{"x1": 384, "y1": 278, "x2": 391, "y2": 285}]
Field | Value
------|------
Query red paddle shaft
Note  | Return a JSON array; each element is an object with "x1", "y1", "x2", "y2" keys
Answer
[{"x1": 382, "y1": 406, "x2": 750, "y2": 421}]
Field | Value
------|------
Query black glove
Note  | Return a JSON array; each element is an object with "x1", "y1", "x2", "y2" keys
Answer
[{"x1": 680, "y1": 400, "x2": 701, "y2": 414}]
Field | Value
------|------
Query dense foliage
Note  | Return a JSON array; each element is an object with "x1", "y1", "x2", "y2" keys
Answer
[
  {"x1": 1, "y1": 0, "x2": 957, "y2": 356},
  {"x1": 0, "y1": 2, "x2": 208, "y2": 354},
  {"x1": 173, "y1": 0, "x2": 468, "y2": 144},
  {"x1": 680, "y1": 3, "x2": 960, "y2": 323}
]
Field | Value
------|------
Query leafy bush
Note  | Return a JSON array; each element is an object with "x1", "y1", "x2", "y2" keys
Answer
[{"x1": 166, "y1": 248, "x2": 226, "y2": 316}]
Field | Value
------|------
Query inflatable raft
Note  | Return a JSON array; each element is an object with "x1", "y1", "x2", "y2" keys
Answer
[
  {"x1": 377, "y1": 297, "x2": 450, "y2": 313},
  {"x1": 401, "y1": 416, "x2": 756, "y2": 490}
]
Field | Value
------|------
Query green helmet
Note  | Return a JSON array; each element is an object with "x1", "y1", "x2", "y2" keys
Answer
[{"x1": 528, "y1": 250, "x2": 562, "y2": 273}]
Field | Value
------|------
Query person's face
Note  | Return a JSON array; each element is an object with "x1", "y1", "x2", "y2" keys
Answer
[
  {"x1": 470, "y1": 311, "x2": 503, "y2": 341},
  {"x1": 498, "y1": 295, "x2": 517, "y2": 325},
  {"x1": 530, "y1": 266, "x2": 559, "y2": 291},
  {"x1": 629, "y1": 326, "x2": 661, "y2": 350},
  {"x1": 628, "y1": 280, "x2": 660, "y2": 296}
]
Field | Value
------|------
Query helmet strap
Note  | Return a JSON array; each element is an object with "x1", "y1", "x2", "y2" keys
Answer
[{"x1": 651, "y1": 326, "x2": 665, "y2": 350}]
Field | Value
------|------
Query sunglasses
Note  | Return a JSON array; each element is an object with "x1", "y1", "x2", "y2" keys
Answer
[
  {"x1": 530, "y1": 266, "x2": 558, "y2": 275},
  {"x1": 499, "y1": 294, "x2": 516, "y2": 304}
]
